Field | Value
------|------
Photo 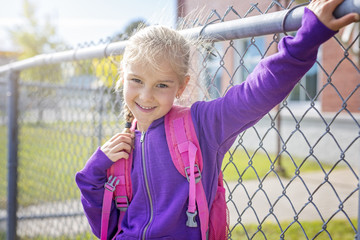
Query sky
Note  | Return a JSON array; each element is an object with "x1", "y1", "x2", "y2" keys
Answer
[{"x1": 0, "y1": 0, "x2": 177, "y2": 51}]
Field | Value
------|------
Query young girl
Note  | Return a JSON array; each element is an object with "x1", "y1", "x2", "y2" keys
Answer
[{"x1": 76, "y1": 0, "x2": 358, "y2": 239}]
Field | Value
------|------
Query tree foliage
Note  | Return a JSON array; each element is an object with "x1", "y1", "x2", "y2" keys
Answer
[
  {"x1": 93, "y1": 56, "x2": 122, "y2": 89},
  {"x1": 8, "y1": 0, "x2": 64, "y2": 60},
  {"x1": 93, "y1": 19, "x2": 148, "y2": 89},
  {"x1": 6, "y1": 0, "x2": 66, "y2": 123}
]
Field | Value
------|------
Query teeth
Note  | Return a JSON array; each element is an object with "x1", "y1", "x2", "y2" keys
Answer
[{"x1": 138, "y1": 104, "x2": 154, "y2": 110}]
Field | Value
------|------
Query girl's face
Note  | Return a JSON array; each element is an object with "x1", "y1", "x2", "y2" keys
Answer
[{"x1": 123, "y1": 60, "x2": 188, "y2": 132}]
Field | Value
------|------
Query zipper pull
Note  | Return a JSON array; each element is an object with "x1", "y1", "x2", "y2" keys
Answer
[{"x1": 140, "y1": 131, "x2": 145, "y2": 143}]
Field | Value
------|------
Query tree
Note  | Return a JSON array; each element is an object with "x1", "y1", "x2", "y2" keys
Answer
[
  {"x1": 7, "y1": 0, "x2": 65, "y2": 83},
  {"x1": 113, "y1": 19, "x2": 147, "y2": 41},
  {"x1": 8, "y1": 0, "x2": 65, "y2": 60},
  {"x1": 93, "y1": 19, "x2": 148, "y2": 89},
  {"x1": 7, "y1": 0, "x2": 66, "y2": 123}
]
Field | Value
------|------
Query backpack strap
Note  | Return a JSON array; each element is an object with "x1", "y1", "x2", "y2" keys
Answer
[
  {"x1": 165, "y1": 105, "x2": 209, "y2": 240},
  {"x1": 165, "y1": 106, "x2": 203, "y2": 175},
  {"x1": 101, "y1": 175, "x2": 119, "y2": 240},
  {"x1": 173, "y1": 117, "x2": 199, "y2": 222},
  {"x1": 101, "y1": 120, "x2": 136, "y2": 240}
]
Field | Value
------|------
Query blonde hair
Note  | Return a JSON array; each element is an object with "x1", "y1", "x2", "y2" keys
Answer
[{"x1": 118, "y1": 25, "x2": 192, "y2": 131}]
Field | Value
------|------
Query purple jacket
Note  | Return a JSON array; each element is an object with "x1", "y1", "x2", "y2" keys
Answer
[{"x1": 76, "y1": 8, "x2": 336, "y2": 240}]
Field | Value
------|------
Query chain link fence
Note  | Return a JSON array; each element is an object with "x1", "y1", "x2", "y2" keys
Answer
[{"x1": 0, "y1": 1, "x2": 359, "y2": 239}]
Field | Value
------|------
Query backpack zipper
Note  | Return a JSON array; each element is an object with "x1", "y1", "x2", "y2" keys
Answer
[{"x1": 140, "y1": 131, "x2": 154, "y2": 240}]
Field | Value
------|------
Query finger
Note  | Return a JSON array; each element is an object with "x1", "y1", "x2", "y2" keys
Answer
[
  {"x1": 109, "y1": 134, "x2": 134, "y2": 148},
  {"x1": 109, "y1": 132, "x2": 134, "y2": 142},
  {"x1": 335, "y1": 13, "x2": 359, "y2": 30},
  {"x1": 112, "y1": 142, "x2": 132, "y2": 154},
  {"x1": 331, "y1": 13, "x2": 359, "y2": 31},
  {"x1": 109, "y1": 133, "x2": 134, "y2": 144},
  {"x1": 109, "y1": 151, "x2": 130, "y2": 162},
  {"x1": 109, "y1": 132, "x2": 122, "y2": 142}
]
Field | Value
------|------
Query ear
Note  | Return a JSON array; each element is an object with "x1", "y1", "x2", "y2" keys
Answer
[{"x1": 176, "y1": 75, "x2": 190, "y2": 98}]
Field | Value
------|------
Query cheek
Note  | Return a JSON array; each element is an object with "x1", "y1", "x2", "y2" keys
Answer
[
  {"x1": 123, "y1": 84, "x2": 134, "y2": 104},
  {"x1": 159, "y1": 91, "x2": 177, "y2": 106}
]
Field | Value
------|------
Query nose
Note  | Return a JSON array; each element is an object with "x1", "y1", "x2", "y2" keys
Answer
[{"x1": 139, "y1": 87, "x2": 154, "y2": 102}]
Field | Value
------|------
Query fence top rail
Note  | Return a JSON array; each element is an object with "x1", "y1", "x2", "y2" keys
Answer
[{"x1": 0, "y1": 0, "x2": 358, "y2": 74}]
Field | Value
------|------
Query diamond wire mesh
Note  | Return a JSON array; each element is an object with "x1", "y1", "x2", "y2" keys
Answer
[{"x1": 0, "y1": 1, "x2": 359, "y2": 239}]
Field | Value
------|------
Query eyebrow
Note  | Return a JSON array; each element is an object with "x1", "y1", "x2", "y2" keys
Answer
[
  {"x1": 128, "y1": 73, "x2": 176, "y2": 83},
  {"x1": 127, "y1": 73, "x2": 143, "y2": 79},
  {"x1": 158, "y1": 79, "x2": 176, "y2": 83}
]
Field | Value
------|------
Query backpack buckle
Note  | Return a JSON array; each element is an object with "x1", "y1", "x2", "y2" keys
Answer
[
  {"x1": 115, "y1": 196, "x2": 129, "y2": 211},
  {"x1": 186, "y1": 210, "x2": 198, "y2": 227},
  {"x1": 185, "y1": 164, "x2": 201, "y2": 183},
  {"x1": 104, "y1": 175, "x2": 119, "y2": 192}
]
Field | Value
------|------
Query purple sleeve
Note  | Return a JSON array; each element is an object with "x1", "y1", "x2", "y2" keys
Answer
[
  {"x1": 75, "y1": 147, "x2": 119, "y2": 238},
  {"x1": 191, "y1": 8, "x2": 336, "y2": 155}
]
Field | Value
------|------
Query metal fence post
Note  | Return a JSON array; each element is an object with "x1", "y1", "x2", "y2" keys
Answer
[
  {"x1": 358, "y1": 169, "x2": 360, "y2": 240},
  {"x1": 6, "y1": 70, "x2": 19, "y2": 240}
]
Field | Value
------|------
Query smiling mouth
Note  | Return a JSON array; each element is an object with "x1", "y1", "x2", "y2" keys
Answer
[{"x1": 136, "y1": 103, "x2": 156, "y2": 111}]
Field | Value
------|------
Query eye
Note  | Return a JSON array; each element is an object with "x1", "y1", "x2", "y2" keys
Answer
[
  {"x1": 157, "y1": 83, "x2": 169, "y2": 88},
  {"x1": 131, "y1": 78, "x2": 142, "y2": 84}
]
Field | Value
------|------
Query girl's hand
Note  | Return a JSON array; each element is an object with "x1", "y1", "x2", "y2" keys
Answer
[
  {"x1": 308, "y1": 0, "x2": 360, "y2": 31},
  {"x1": 101, "y1": 131, "x2": 134, "y2": 162}
]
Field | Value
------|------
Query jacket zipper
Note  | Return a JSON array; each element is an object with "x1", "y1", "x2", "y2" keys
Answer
[{"x1": 141, "y1": 131, "x2": 154, "y2": 240}]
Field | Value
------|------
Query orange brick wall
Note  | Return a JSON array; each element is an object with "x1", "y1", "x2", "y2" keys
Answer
[
  {"x1": 178, "y1": 0, "x2": 359, "y2": 113},
  {"x1": 320, "y1": 38, "x2": 360, "y2": 112}
]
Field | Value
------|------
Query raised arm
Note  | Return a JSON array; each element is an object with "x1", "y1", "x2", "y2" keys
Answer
[{"x1": 191, "y1": 0, "x2": 358, "y2": 154}]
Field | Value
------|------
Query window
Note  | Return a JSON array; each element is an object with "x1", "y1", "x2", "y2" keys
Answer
[
  {"x1": 289, "y1": 64, "x2": 318, "y2": 102},
  {"x1": 202, "y1": 42, "x2": 223, "y2": 100},
  {"x1": 233, "y1": 35, "x2": 319, "y2": 103},
  {"x1": 286, "y1": 32, "x2": 320, "y2": 103},
  {"x1": 233, "y1": 36, "x2": 265, "y2": 85}
]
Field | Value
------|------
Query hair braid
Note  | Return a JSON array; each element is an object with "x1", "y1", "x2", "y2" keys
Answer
[{"x1": 123, "y1": 104, "x2": 134, "y2": 133}]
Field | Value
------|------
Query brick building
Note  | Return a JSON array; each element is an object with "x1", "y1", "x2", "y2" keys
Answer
[{"x1": 177, "y1": 0, "x2": 360, "y2": 113}]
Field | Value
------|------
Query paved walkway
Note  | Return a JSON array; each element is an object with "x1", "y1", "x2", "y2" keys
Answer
[
  {"x1": 226, "y1": 169, "x2": 359, "y2": 226},
  {"x1": 0, "y1": 200, "x2": 90, "y2": 238}
]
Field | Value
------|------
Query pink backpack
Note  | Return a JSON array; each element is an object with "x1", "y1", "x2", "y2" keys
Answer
[{"x1": 101, "y1": 105, "x2": 229, "y2": 240}]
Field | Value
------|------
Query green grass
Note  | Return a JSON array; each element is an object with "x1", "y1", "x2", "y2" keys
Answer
[
  {"x1": 230, "y1": 219, "x2": 358, "y2": 240},
  {"x1": 1, "y1": 120, "x2": 126, "y2": 208},
  {"x1": 0, "y1": 122, "x2": 98, "y2": 208},
  {"x1": 222, "y1": 147, "x2": 333, "y2": 182}
]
